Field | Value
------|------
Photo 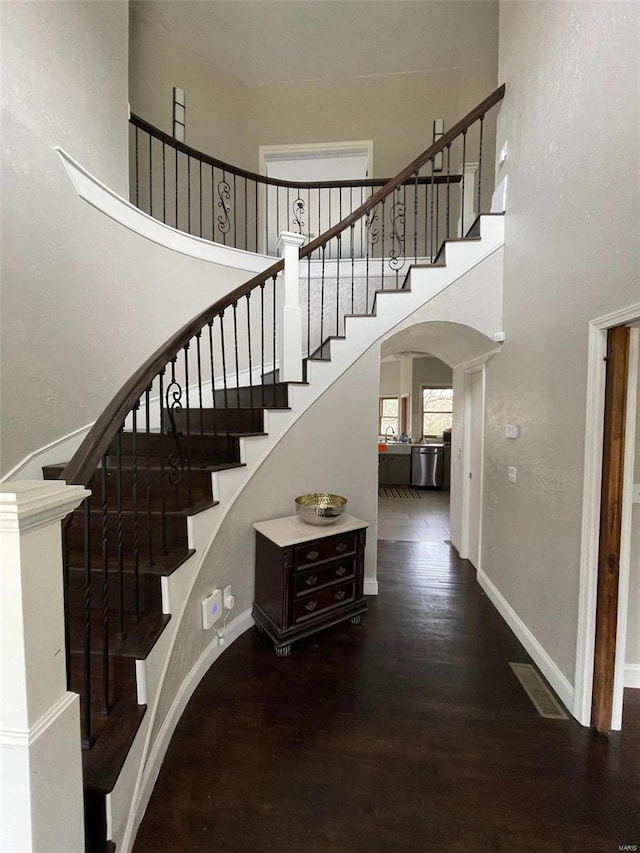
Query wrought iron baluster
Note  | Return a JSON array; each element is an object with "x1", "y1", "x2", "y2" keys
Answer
[
  {"x1": 115, "y1": 428, "x2": 126, "y2": 641},
  {"x1": 175, "y1": 148, "x2": 179, "y2": 230},
  {"x1": 246, "y1": 293, "x2": 254, "y2": 409},
  {"x1": 135, "y1": 127, "x2": 139, "y2": 207},
  {"x1": 199, "y1": 160, "x2": 203, "y2": 237},
  {"x1": 144, "y1": 387, "x2": 153, "y2": 566},
  {"x1": 320, "y1": 244, "x2": 326, "y2": 354},
  {"x1": 233, "y1": 174, "x2": 237, "y2": 247},
  {"x1": 187, "y1": 156, "x2": 191, "y2": 235},
  {"x1": 159, "y1": 368, "x2": 168, "y2": 555},
  {"x1": 183, "y1": 344, "x2": 193, "y2": 504},
  {"x1": 434, "y1": 164, "x2": 440, "y2": 261},
  {"x1": 307, "y1": 254, "x2": 312, "y2": 358},
  {"x1": 232, "y1": 301, "x2": 240, "y2": 408},
  {"x1": 446, "y1": 145, "x2": 451, "y2": 240},
  {"x1": 336, "y1": 234, "x2": 341, "y2": 337},
  {"x1": 350, "y1": 223, "x2": 355, "y2": 314},
  {"x1": 131, "y1": 402, "x2": 140, "y2": 622},
  {"x1": 430, "y1": 160, "x2": 435, "y2": 261},
  {"x1": 272, "y1": 275, "x2": 277, "y2": 396},
  {"x1": 196, "y1": 331, "x2": 204, "y2": 441},
  {"x1": 149, "y1": 134, "x2": 153, "y2": 217},
  {"x1": 477, "y1": 115, "x2": 484, "y2": 217},
  {"x1": 208, "y1": 320, "x2": 216, "y2": 412},
  {"x1": 244, "y1": 178, "x2": 248, "y2": 251},
  {"x1": 100, "y1": 453, "x2": 110, "y2": 717},
  {"x1": 461, "y1": 129, "x2": 467, "y2": 238},
  {"x1": 218, "y1": 171, "x2": 231, "y2": 245},
  {"x1": 220, "y1": 311, "x2": 229, "y2": 409},
  {"x1": 162, "y1": 141, "x2": 166, "y2": 224},
  {"x1": 82, "y1": 499, "x2": 93, "y2": 747},
  {"x1": 381, "y1": 197, "x2": 386, "y2": 290},
  {"x1": 413, "y1": 172, "x2": 419, "y2": 262},
  {"x1": 260, "y1": 282, "x2": 265, "y2": 406}
]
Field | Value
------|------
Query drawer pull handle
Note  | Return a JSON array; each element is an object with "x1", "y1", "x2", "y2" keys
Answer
[
  {"x1": 305, "y1": 600, "x2": 317, "y2": 612},
  {"x1": 335, "y1": 590, "x2": 346, "y2": 601},
  {"x1": 336, "y1": 543, "x2": 347, "y2": 553},
  {"x1": 307, "y1": 550, "x2": 319, "y2": 561},
  {"x1": 306, "y1": 576, "x2": 318, "y2": 587},
  {"x1": 335, "y1": 566, "x2": 347, "y2": 577}
]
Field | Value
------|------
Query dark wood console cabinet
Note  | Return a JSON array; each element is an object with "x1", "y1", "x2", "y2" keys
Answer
[{"x1": 252, "y1": 514, "x2": 368, "y2": 656}]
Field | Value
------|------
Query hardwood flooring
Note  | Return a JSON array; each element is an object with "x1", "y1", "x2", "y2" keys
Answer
[{"x1": 134, "y1": 540, "x2": 640, "y2": 852}]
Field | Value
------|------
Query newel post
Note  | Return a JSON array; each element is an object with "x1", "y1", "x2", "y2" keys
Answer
[
  {"x1": 458, "y1": 160, "x2": 479, "y2": 236},
  {"x1": 277, "y1": 231, "x2": 306, "y2": 383},
  {"x1": 0, "y1": 480, "x2": 89, "y2": 853}
]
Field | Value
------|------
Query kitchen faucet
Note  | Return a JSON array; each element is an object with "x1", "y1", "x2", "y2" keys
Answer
[{"x1": 385, "y1": 426, "x2": 396, "y2": 443}]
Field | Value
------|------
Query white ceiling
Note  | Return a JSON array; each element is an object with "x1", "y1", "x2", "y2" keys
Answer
[{"x1": 132, "y1": 0, "x2": 499, "y2": 86}]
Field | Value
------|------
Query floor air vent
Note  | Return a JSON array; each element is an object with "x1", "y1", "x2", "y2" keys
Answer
[{"x1": 509, "y1": 663, "x2": 569, "y2": 720}]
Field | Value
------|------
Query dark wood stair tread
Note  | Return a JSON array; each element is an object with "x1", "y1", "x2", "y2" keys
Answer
[{"x1": 68, "y1": 608, "x2": 171, "y2": 659}]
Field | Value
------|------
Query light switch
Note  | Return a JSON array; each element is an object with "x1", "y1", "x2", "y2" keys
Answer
[
  {"x1": 508, "y1": 466, "x2": 517, "y2": 483},
  {"x1": 505, "y1": 424, "x2": 520, "y2": 439}
]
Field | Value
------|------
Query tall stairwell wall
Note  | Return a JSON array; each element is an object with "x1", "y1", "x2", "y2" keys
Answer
[
  {"x1": 479, "y1": 0, "x2": 640, "y2": 710},
  {"x1": 0, "y1": 1, "x2": 264, "y2": 479}
]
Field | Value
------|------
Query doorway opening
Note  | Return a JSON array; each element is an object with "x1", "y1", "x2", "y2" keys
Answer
[{"x1": 575, "y1": 306, "x2": 640, "y2": 733}]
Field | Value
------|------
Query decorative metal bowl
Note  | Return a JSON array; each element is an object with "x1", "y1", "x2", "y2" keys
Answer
[{"x1": 295, "y1": 493, "x2": 347, "y2": 525}]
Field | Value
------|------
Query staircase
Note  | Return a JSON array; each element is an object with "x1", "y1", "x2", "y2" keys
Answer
[{"x1": 46, "y1": 86, "x2": 505, "y2": 851}]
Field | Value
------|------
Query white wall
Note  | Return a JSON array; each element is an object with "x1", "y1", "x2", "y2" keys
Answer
[
  {"x1": 0, "y1": 1, "x2": 256, "y2": 478},
  {"x1": 483, "y1": 0, "x2": 640, "y2": 686},
  {"x1": 411, "y1": 357, "x2": 453, "y2": 440},
  {"x1": 379, "y1": 360, "x2": 402, "y2": 396}
]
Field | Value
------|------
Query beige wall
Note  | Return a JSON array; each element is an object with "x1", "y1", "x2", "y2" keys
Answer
[
  {"x1": 483, "y1": 0, "x2": 640, "y2": 685},
  {"x1": 129, "y1": 4, "x2": 249, "y2": 166},
  {"x1": 0, "y1": 1, "x2": 253, "y2": 477},
  {"x1": 128, "y1": 7, "x2": 499, "y2": 179}
]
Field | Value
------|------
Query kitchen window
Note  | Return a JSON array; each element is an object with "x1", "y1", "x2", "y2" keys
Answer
[
  {"x1": 379, "y1": 396, "x2": 399, "y2": 438},
  {"x1": 422, "y1": 387, "x2": 453, "y2": 437}
]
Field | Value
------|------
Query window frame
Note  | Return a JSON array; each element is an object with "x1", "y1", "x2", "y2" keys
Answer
[
  {"x1": 421, "y1": 385, "x2": 453, "y2": 438},
  {"x1": 378, "y1": 395, "x2": 400, "y2": 438}
]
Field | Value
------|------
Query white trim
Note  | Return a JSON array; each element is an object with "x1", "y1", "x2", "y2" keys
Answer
[
  {"x1": 574, "y1": 302, "x2": 640, "y2": 728},
  {"x1": 364, "y1": 579, "x2": 379, "y2": 596},
  {"x1": 460, "y1": 364, "x2": 485, "y2": 566},
  {"x1": 55, "y1": 148, "x2": 274, "y2": 273},
  {"x1": 0, "y1": 691, "x2": 78, "y2": 749},
  {"x1": 1, "y1": 422, "x2": 93, "y2": 483},
  {"x1": 624, "y1": 664, "x2": 640, "y2": 689},
  {"x1": 121, "y1": 608, "x2": 254, "y2": 853},
  {"x1": 259, "y1": 140, "x2": 374, "y2": 175},
  {"x1": 0, "y1": 481, "x2": 90, "y2": 534},
  {"x1": 478, "y1": 568, "x2": 574, "y2": 711}
]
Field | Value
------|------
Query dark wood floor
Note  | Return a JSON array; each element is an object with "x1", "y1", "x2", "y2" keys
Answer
[{"x1": 134, "y1": 541, "x2": 640, "y2": 852}]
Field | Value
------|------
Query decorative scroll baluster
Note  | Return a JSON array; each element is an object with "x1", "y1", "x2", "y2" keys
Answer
[
  {"x1": 292, "y1": 194, "x2": 305, "y2": 235},
  {"x1": 217, "y1": 173, "x2": 231, "y2": 243},
  {"x1": 389, "y1": 186, "x2": 406, "y2": 286}
]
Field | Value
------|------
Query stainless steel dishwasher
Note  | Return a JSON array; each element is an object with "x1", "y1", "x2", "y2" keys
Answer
[{"x1": 410, "y1": 444, "x2": 444, "y2": 488}]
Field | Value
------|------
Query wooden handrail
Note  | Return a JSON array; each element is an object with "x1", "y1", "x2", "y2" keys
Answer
[
  {"x1": 130, "y1": 112, "x2": 462, "y2": 190},
  {"x1": 64, "y1": 85, "x2": 505, "y2": 486}
]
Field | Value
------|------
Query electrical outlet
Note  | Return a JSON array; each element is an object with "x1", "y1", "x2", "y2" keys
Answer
[
  {"x1": 508, "y1": 466, "x2": 517, "y2": 484},
  {"x1": 202, "y1": 589, "x2": 223, "y2": 630}
]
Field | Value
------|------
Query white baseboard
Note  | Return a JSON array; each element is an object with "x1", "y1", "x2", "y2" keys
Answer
[
  {"x1": 477, "y1": 568, "x2": 575, "y2": 713},
  {"x1": 364, "y1": 579, "x2": 378, "y2": 595},
  {"x1": 624, "y1": 664, "x2": 640, "y2": 689},
  {"x1": 122, "y1": 608, "x2": 255, "y2": 853}
]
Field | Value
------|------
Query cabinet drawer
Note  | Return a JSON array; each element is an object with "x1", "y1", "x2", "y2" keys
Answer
[
  {"x1": 293, "y1": 580, "x2": 356, "y2": 623},
  {"x1": 293, "y1": 532, "x2": 356, "y2": 569},
  {"x1": 294, "y1": 558, "x2": 356, "y2": 596}
]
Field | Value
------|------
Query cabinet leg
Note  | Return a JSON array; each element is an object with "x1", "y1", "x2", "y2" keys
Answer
[
  {"x1": 350, "y1": 615, "x2": 363, "y2": 625},
  {"x1": 275, "y1": 643, "x2": 292, "y2": 657}
]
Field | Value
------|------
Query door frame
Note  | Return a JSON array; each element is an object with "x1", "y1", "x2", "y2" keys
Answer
[
  {"x1": 460, "y1": 363, "x2": 486, "y2": 567},
  {"x1": 574, "y1": 303, "x2": 640, "y2": 730},
  {"x1": 258, "y1": 141, "x2": 374, "y2": 254}
]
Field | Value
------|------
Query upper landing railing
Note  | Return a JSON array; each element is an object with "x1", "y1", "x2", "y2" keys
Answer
[{"x1": 129, "y1": 114, "x2": 465, "y2": 260}]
